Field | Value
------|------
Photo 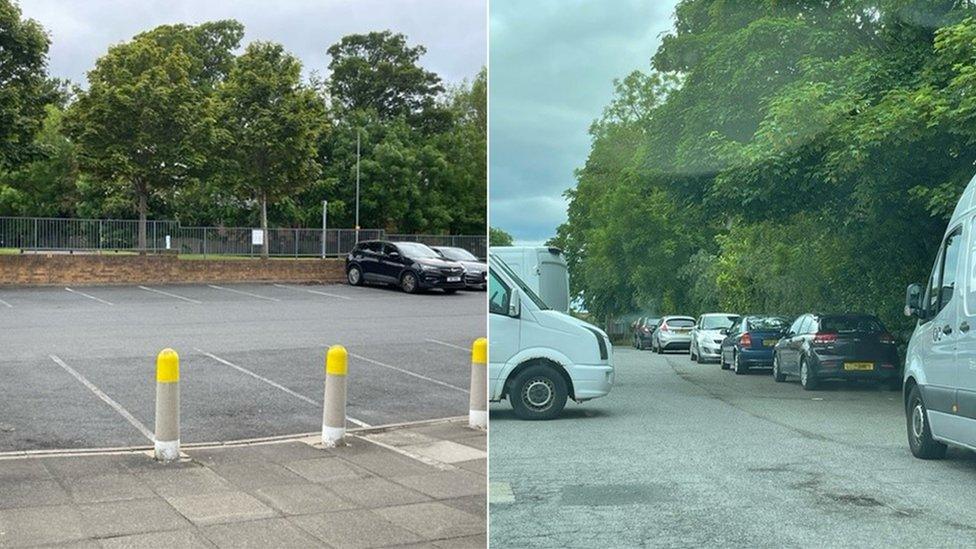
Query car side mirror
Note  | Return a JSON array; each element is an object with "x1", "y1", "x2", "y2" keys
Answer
[
  {"x1": 509, "y1": 289, "x2": 521, "y2": 317},
  {"x1": 719, "y1": 328, "x2": 728, "y2": 335},
  {"x1": 905, "y1": 282, "x2": 924, "y2": 318}
]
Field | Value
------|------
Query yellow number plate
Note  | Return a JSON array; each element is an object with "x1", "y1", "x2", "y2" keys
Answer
[{"x1": 844, "y1": 362, "x2": 874, "y2": 371}]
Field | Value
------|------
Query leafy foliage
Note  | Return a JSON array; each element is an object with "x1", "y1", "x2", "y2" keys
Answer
[{"x1": 558, "y1": 0, "x2": 976, "y2": 336}]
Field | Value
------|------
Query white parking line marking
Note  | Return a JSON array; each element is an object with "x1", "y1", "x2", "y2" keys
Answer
[
  {"x1": 273, "y1": 284, "x2": 352, "y2": 300},
  {"x1": 358, "y1": 435, "x2": 455, "y2": 471},
  {"x1": 138, "y1": 285, "x2": 202, "y2": 304},
  {"x1": 0, "y1": 298, "x2": 11, "y2": 308},
  {"x1": 426, "y1": 339, "x2": 469, "y2": 352},
  {"x1": 49, "y1": 355, "x2": 154, "y2": 442},
  {"x1": 195, "y1": 348, "x2": 370, "y2": 428},
  {"x1": 65, "y1": 287, "x2": 114, "y2": 306},
  {"x1": 207, "y1": 284, "x2": 280, "y2": 302},
  {"x1": 349, "y1": 352, "x2": 468, "y2": 393}
]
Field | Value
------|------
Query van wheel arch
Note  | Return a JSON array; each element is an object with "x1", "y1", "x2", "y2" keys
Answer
[
  {"x1": 503, "y1": 358, "x2": 576, "y2": 402},
  {"x1": 904, "y1": 376, "x2": 918, "y2": 414}
]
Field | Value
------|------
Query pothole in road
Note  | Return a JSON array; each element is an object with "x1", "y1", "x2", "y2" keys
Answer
[{"x1": 561, "y1": 483, "x2": 675, "y2": 506}]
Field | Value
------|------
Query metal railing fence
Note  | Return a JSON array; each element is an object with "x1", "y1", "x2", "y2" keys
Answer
[{"x1": 0, "y1": 217, "x2": 485, "y2": 259}]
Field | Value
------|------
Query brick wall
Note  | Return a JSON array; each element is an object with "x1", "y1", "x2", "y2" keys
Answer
[{"x1": 0, "y1": 254, "x2": 346, "y2": 286}]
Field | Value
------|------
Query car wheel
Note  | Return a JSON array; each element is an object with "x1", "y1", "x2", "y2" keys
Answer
[
  {"x1": 733, "y1": 352, "x2": 748, "y2": 375},
  {"x1": 400, "y1": 272, "x2": 419, "y2": 293},
  {"x1": 772, "y1": 353, "x2": 786, "y2": 382},
  {"x1": 720, "y1": 351, "x2": 730, "y2": 370},
  {"x1": 690, "y1": 344, "x2": 698, "y2": 362},
  {"x1": 510, "y1": 364, "x2": 568, "y2": 420},
  {"x1": 800, "y1": 358, "x2": 818, "y2": 391},
  {"x1": 907, "y1": 384, "x2": 947, "y2": 459},
  {"x1": 347, "y1": 265, "x2": 363, "y2": 286}
]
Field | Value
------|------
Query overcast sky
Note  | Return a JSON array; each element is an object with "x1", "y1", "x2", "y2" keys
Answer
[
  {"x1": 19, "y1": 0, "x2": 487, "y2": 86},
  {"x1": 489, "y1": 0, "x2": 678, "y2": 245}
]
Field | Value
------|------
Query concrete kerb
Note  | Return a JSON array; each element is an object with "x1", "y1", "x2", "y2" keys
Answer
[{"x1": 0, "y1": 416, "x2": 469, "y2": 461}]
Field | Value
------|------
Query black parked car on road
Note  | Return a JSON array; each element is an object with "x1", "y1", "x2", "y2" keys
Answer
[
  {"x1": 431, "y1": 246, "x2": 487, "y2": 290},
  {"x1": 772, "y1": 313, "x2": 900, "y2": 391},
  {"x1": 346, "y1": 240, "x2": 466, "y2": 294},
  {"x1": 632, "y1": 316, "x2": 661, "y2": 349}
]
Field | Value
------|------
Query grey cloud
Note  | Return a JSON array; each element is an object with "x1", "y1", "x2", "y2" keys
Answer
[
  {"x1": 19, "y1": 0, "x2": 486, "y2": 86},
  {"x1": 489, "y1": 0, "x2": 677, "y2": 243}
]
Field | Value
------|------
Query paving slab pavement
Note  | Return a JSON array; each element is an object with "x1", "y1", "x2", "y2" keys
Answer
[{"x1": 0, "y1": 418, "x2": 486, "y2": 548}]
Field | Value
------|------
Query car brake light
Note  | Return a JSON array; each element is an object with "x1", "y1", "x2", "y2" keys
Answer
[
  {"x1": 880, "y1": 333, "x2": 895, "y2": 344},
  {"x1": 660, "y1": 324, "x2": 669, "y2": 332},
  {"x1": 739, "y1": 333, "x2": 752, "y2": 348},
  {"x1": 813, "y1": 332, "x2": 837, "y2": 344}
]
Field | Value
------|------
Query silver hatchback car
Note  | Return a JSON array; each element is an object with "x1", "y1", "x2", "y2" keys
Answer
[{"x1": 651, "y1": 316, "x2": 696, "y2": 354}]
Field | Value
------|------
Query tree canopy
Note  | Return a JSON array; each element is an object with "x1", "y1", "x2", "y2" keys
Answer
[
  {"x1": 0, "y1": 7, "x2": 485, "y2": 241},
  {"x1": 554, "y1": 0, "x2": 976, "y2": 336}
]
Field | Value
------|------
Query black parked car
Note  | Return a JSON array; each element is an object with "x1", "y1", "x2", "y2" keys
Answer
[
  {"x1": 431, "y1": 246, "x2": 486, "y2": 290},
  {"x1": 346, "y1": 241, "x2": 466, "y2": 294},
  {"x1": 772, "y1": 313, "x2": 900, "y2": 391}
]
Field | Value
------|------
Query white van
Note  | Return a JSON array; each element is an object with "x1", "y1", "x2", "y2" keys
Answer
[
  {"x1": 489, "y1": 246, "x2": 570, "y2": 313},
  {"x1": 489, "y1": 256, "x2": 613, "y2": 419},
  {"x1": 904, "y1": 173, "x2": 976, "y2": 459}
]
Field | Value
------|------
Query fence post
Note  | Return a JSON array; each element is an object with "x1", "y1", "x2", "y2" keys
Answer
[
  {"x1": 32, "y1": 218, "x2": 37, "y2": 250},
  {"x1": 203, "y1": 228, "x2": 207, "y2": 258}
]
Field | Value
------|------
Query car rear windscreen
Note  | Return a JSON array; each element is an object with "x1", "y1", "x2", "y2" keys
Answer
[
  {"x1": 747, "y1": 317, "x2": 788, "y2": 331},
  {"x1": 667, "y1": 319, "x2": 695, "y2": 328},
  {"x1": 702, "y1": 315, "x2": 738, "y2": 330},
  {"x1": 820, "y1": 316, "x2": 884, "y2": 333}
]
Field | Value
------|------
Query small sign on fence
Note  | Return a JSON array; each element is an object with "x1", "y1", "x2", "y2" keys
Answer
[
  {"x1": 165, "y1": 235, "x2": 171, "y2": 250},
  {"x1": 251, "y1": 229, "x2": 264, "y2": 246}
]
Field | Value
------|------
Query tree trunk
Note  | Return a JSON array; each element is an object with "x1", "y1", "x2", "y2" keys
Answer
[
  {"x1": 261, "y1": 192, "x2": 269, "y2": 259},
  {"x1": 137, "y1": 188, "x2": 147, "y2": 252}
]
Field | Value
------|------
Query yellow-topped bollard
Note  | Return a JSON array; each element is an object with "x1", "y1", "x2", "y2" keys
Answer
[
  {"x1": 469, "y1": 338, "x2": 488, "y2": 430},
  {"x1": 322, "y1": 345, "x2": 348, "y2": 447},
  {"x1": 154, "y1": 348, "x2": 180, "y2": 462}
]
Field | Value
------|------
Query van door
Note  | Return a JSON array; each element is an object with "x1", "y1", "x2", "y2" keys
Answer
[
  {"x1": 954, "y1": 218, "x2": 976, "y2": 443},
  {"x1": 918, "y1": 226, "x2": 962, "y2": 439},
  {"x1": 488, "y1": 270, "x2": 519, "y2": 399}
]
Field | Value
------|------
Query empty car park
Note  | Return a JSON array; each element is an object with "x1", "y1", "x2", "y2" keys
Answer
[{"x1": 0, "y1": 282, "x2": 485, "y2": 451}]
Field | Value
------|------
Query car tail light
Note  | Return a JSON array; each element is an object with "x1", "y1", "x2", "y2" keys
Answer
[
  {"x1": 660, "y1": 323, "x2": 669, "y2": 332},
  {"x1": 879, "y1": 333, "x2": 895, "y2": 344},
  {"x1": 813, "y1": 332, "x2": 837, "y2": 344},
  {"x1": 739, "y1": 333, "x2": 752, "y2": 348}
]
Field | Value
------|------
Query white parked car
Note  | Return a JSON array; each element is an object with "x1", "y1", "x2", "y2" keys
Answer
[
  {"x1": 651, "y1": 316, "x2": 696, "y2": 354},
  {"x1": 488, "y1": 256, "x2": 613, "y2": 419},
  {"x1": 690, "y1": 313, "x2": 739, "y2": 363}
]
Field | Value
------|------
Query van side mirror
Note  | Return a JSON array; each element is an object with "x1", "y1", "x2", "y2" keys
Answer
[
  {"x1": 509, "y1": 289, "x2": 521, "y2": 317},
  {"x1": 905, "y1": 283, "x2": 924, "y2": 318}
]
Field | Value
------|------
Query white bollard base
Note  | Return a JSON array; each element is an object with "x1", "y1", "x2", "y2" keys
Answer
[
  {"x1": 469, "y1": 410, "x2": 487, "y2": 430},
  {"x1": 154, "y1": 439, "x2": 180, "y2": 462},
  {"x1": 322, "y1": 425, "x2": 346, "y2": 448}
]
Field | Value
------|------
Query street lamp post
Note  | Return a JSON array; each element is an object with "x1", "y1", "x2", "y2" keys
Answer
[{"x1": 355, "y1": 129, "x2": 361, "y2": 244}]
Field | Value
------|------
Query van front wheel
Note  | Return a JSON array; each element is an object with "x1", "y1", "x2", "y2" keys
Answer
[
  {"x1": 510, "y1": 364, "x2": 568, "y2": 420},
  {"x1": 907, "y1": 385, "x2": 947, "y2": 460}
]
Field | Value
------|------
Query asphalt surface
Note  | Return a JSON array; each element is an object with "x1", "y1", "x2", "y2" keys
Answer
[
  {"x1": 0, "y1": 283, "x2": 485, "y2": 451},
  {"x1": 489, "y1": 346, "x2": 976, "y2": 548}
]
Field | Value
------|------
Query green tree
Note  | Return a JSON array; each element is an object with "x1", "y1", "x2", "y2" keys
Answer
[
  {"x1": 65, "y1": 21, "x2": 244, "y2": 249},
  {"x1": 0, "y1": 105, "x2": 79, "y2": 216},
  {"x1": 217, "y1": 41, "x2": 324, "y2": 257},
  {"x1": 490, "y1": 227, "x2": 514, "y2": 246},
  {"x1": 0, "y1": 0, "x2": 59, "y2": 170}
]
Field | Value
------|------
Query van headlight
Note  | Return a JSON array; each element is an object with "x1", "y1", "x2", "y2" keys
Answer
[{"x1": 584, "y1": 327, "x2": 608, "y2": 360}]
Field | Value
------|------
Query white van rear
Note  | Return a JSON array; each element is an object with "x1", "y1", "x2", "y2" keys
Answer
[
  {"x1": 489, "y1": 256, "x2": 613, "y2": 419},
  {"x1": 489, "y1": 246, "x2": 570, "y2": 313}
]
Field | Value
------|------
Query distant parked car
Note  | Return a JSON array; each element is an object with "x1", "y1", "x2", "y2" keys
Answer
[
  {"x1": 772, "y1": 313, "x2": 900, "y2": 391},
  {"x1": 651, "y1": 316, "x2": 695, "y2": 353},
  {"x1": 690, "y1": 313, "x2": 739, "y2": 363},
  {"x1": 633, "y1": 317, "x2": 661, "y2": 349},
  {"x1": 346, "y1": 240, "x2": 466, "y2": 294},
  {"x1": 720, "y1": 315, "x2": 789, "y2": 374},
  {"x1": 431, "y1": 246, "x2": 487, "y2": 290}
]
